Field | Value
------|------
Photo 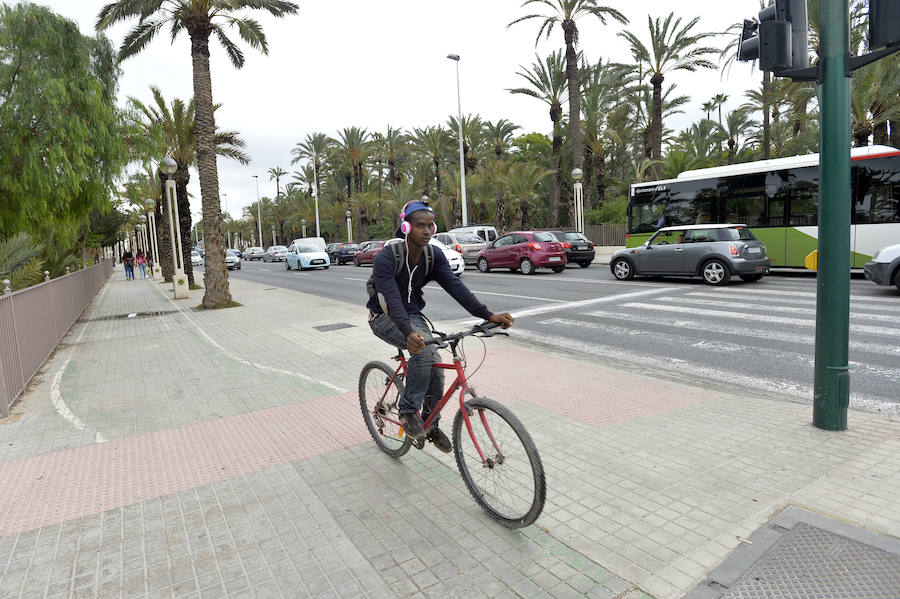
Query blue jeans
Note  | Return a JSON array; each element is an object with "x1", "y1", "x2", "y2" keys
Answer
[{"x1": 369, "y1": 312, "x2": 444, "y2": 427}]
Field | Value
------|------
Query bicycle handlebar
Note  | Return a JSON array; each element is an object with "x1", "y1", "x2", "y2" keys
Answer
[{"x1": 424, "y1": 321, "x2": 506, "y2": 347}]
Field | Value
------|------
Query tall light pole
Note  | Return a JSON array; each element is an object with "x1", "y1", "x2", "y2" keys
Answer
[
  {"x1": 271, "y1": 224, "x2": 276, "y2": 246},
  {"x1": 253, "y1": 175, "x2": 262, "y2": 248},
  {"x1": 312, "y1": 154, "x2": 321, "y2": 237},
  {"x1": 301, "y1": 219, "x2": 307, "y2": 238},
  {"x1": 161, "y1": 157, "x2": 188, "y2": 298},
  {"x1": 447, "y1": 53, "x2": 468, "y2": 226},
  {"x1": 571, "y1": 168, "x2": 584, "y2": 233},
  {"x1": 345, "y1": 210, "x2": 353, "y2": 242},
  {"x1": 147, "y1": 201, "x2": 161, "y2": 280}
]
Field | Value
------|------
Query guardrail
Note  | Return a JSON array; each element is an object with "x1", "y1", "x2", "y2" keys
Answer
[
  {"x1": 583, "y1": 223, "x2": 626, "y2": 246},
  {"x1": 0, "y1": 260, "x2": 114, "y2": 417}
]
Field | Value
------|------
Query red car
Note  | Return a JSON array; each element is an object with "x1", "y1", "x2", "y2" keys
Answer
[
  {"x1": 476, "y1": 231, "x2": 567, "y2": 274},
  {"x1": 353, "y1": 240, "x2": 387, "y2": 266}
]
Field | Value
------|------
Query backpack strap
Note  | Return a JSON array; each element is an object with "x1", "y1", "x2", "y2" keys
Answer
[
  {"x1": 390, "y1": 242, "x2": 404, "y2": 276},
  {"x1": 424, "y1": 244, "x2": 434, "y2": 277}
]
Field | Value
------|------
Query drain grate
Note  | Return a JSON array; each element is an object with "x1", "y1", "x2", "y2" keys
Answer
[
  {"x1": 687, "y1": 507, "x2": 900, "y2": 599},
  {"x1": 314, "y1": 323, "x2": 355, "y2": 332}
]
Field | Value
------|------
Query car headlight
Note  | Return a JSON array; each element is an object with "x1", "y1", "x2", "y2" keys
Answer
[{"x1": 871, "y1": 247, "x2": 884, "y2": 261}]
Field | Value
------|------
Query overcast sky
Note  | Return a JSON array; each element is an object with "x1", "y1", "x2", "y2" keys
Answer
[{"x1": 27, "y1": 0, "x2": 764, "y2": 222}]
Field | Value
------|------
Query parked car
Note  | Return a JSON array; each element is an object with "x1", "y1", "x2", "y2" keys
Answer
[
  {"x1": 228, "y1": 248, "x2": 242, "y2": 259},
  {"x1": 864, "y1": 242, "x2": 900, "y2": 292},
  {"x1": 610, "y1": 224, "x2": 770, "y2": 285},
  {"x1": 476, "y1": 231, "x2": 567, "y2": 275},
  {"x1": 244, "y1": 247, "x2": 265, "y2": 261},
  {"x1": 354, "y1": 240, "x2": 387, "y2": 266},
  {"x1": 190, "y1": 250, "x2": 202, "y2": 267},
  {"x1": 286, "y1": 241, "x2": 330, "y2": 271},
  {"x1": 449, "y1": 224, "x2": 499, "y2": 244},
  {"x1": 544, "y1": 231, "x2": 595, "y2": 268},
  {"x1": 433, "y1": 231, "x2": 488, "y2": 266},
  {"x1": 225, "y1": 249, "x2": 241, "y2": 270},
  {"x1": 429, "y1": 238, "x2": 465, "y2": 276},
  {"x1": 326, "y1": 242, "x2": 359, "y2": 265},
  {"x1": 263, "y1": 245, "x2": 288, "y2": 262},
  {"x1": 290, "y1": 237, "x2": 327, "y2": 252}
]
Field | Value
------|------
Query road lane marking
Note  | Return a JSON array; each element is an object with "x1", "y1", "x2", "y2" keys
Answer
[
  {"x1": 619, "y1": 302, "x2": 900, "y2": 338},
  {"x1": 686, "y1": 290, "x2": 900, "y2": 312},
  {"x1": 663, "y1": 296, "x2": 900, "y2": 322},
  {"x1": 709, "y1": 286, "x2": 900, "y2": 304},
  {"x1": 509, "y1": 287, "x2": 681, "y2": 319}
]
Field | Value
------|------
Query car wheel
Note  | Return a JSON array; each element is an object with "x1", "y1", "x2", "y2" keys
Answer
[
  {"x1": 477, "y1": 257, "x2": 490, "y2": 273},
  {"x1": 740, "y1": 274, "x2": 763, "y2": 282},
  {"x1": 893, "y1": 267, "x2": 900, "y2": 293},
  {"x1": 520, "y1": 258, "x2": 535, "y2": 275},
  {"x1": 324, "y1": 265, "x2": 329, "y2": 270},
  {"x1": 702, "y1": 259, "x2": 731, "y2": 285},
  {"x1": 354, "y1": 257, "x2": 360, "y2": 267},
  {"x1": 578, "y1": 261, "x2": 591, "y2": 268},
  {"x1": 237, "y1": 263, "x2": 241, "y2": 270},
  {"x1": 551, "y1": 266, "x2": 565, "y2": 273},
  {"x1": 611, "y1": 258, "x2": 634, "y2": 280},
  {"x1": 285, "y1": 261, "x2": 290, "y2": 270}
]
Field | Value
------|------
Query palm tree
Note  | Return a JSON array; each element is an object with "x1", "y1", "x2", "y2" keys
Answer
[
  {"x1": 509, "y1": 0, "x2": 628, "y2": 174},
  {"x1": 410, "y1": 126, "x2": 453, "y2": 223},
  {"x1": 502, "y1": 162, "x2": 555, "y2": 230},
  {"x1": 129, "y1": 88, "x2": 249, "y2": 286},
  {"x1": 712, "y1": 93, "x2": 728, "y2": 128},
  {"x1": 290, "y1": 132, "x2": 330, "y2": 201},
  {"x1": 447, "y1": 114, "x2": 485, "y2": 173},
  {"x1": 96, "y1": 0, "x2": 298, "y2": 308},
  {"x1": 268, "y1": 166, "x2": 287, "y2": 198},
  {"x1": 701, "y1": 99, "x2": 715, "y2": 121},
  {"x1": 618, "y1": 12, "x2": 718, "y2": 175},
  {"x1": 509, "y1": 51, "x2": 567, "y2": 226},
  {"x1": 483, "y1": 119, "x2": 521, "y2": 159},
  {"x1": 723, "y1": 109, "x2": 755, "y2": 164},
  {"x1": 851, "y1": 56, "x2": 900, "y2": 147}
]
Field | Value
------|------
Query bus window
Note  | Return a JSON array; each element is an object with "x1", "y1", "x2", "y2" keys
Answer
[
  {"x1": 767, "y1": 196, "x2": 786, "y2": 227},
  {"x1": 789, "y1": 167, "x2": 818, "y2": 226},
  {"x1": 857, "y1": 182, "x2": 900, "y2": 224},
  {"x1": 721, "y1": 174, "x2": 766, "y2": 226}
]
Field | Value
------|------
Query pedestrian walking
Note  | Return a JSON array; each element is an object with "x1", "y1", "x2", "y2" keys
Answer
[
  {"x1": 122, "y1": 250, "x2": 134, "y2": 280},
  {"x1": 136, "y1": 251, "x2": 147, "y2": 279}
]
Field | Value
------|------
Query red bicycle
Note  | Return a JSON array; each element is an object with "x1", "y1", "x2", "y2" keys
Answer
[{"x1": 358, "y1": 321, "x2": 546, "y2": 528}]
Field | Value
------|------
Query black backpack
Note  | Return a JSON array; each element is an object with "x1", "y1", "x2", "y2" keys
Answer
[{"x1": 366, "y1": 241, "x2": 435, "y2": 315}]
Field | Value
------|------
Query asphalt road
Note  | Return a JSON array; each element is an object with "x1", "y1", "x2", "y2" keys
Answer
[{"x1": 211, "y1": 257, "x2": 900, "y2": 416}]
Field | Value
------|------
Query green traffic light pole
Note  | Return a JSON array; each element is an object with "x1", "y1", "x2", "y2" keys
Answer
[{"x1": 813, "y1": 0, "x2": 850, "y2": 431}]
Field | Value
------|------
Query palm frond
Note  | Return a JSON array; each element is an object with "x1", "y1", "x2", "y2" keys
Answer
[
  {"x1": 213, "y1": 27, "x2": 245, "y2": 68},
  {"x1": 96, "y1": 0, "x2": 163, "y2": 31},
  {"x1": 118, "y1": 17, "x2": 166, "y2": 61},
  {"x1": 232, "y1": 17, "x2": 268, "y2": 54}
]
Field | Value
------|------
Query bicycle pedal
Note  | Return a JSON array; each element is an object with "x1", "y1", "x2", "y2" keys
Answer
[{"x1": 412, "y1": 438, "x2": 425, "y2": 450}]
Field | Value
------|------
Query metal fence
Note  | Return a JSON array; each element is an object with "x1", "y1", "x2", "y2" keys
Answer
[
  {"x1": 0, "y1": 260, "x2": 113, "y2": 417},
  {"x1": 583, "y1": 224, "x2": 626, "y2": 246}
]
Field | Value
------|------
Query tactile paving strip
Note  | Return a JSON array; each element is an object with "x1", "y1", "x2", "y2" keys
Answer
[{"x1": 722, "y1": 523, "x2": 900, "y2": 598}]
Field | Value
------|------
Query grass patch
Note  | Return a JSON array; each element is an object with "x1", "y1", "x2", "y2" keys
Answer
[
  {"x1": 190, "y1": 284, "x2": 203, "y2": 290},
  {"x1": 195, "y1": 300, "x2": 242, "y2": 310}
]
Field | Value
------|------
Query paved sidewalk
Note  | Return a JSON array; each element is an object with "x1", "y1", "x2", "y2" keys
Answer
[{"x1": 0, "y1": 267, "x2": 898, "y2": 598}]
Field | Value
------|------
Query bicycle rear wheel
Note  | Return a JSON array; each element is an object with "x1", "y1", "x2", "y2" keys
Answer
[
  {"x1": 359, "y1": 361, "x2": 411, "y2": 457},
  {"x1": 452, "y1": 397, "x2": 545, "y2": 528}
]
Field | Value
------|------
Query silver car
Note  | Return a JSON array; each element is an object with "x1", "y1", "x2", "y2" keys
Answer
[
  {"x1": 433, "y1": 231, "x2": 488, "y2": 265},
  {"x1": 610, "y1": 224, "x2": 770, "y2": 285}
]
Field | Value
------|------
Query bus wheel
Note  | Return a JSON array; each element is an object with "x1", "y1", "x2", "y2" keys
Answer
[{"x1": 702, "y1": 260, "x2": 731, "y2": 285}]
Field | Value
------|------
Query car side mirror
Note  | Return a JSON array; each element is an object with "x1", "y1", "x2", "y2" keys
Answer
[{"x1": 644, "y1": 241, "x2": 652, "y2": 248}]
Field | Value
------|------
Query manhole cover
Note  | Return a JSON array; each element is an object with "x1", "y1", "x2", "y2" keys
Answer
[
  {"x1": 314, "y1": 323, "x2": 355, "y2": 332},
  {"x1": 687, "y1": 507, "x2": 900, "y2": 599}
]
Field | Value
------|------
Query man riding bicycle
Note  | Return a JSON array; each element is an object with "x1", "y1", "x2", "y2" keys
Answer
[{"x1": 367, "y1": 199, "x2": 514, "y2": 452}]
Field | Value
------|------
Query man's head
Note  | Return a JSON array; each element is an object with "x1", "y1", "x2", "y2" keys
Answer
[{"x1": 398, "y1": 201, "x2": 436, "y2": 248}]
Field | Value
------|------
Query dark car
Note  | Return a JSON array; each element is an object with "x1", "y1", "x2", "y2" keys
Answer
[
  {"x1": 354, "y1": 240, "x2": 387, "y2": 266},
  {"x1": 544, "y1": 231, "x2": 595, "y2": 268},
  {"x1": 326, "y1": 242, "x2": 359, "y2": 265},
  {"x1": 476, "y1": 232, "x2": 567, "y2": 275},
  {"x1": 610, "y1": 224, "x2": 770, "y2": 285},
  {"x1": 228, "y1": 248, "x2": 242, "y2": 259}
]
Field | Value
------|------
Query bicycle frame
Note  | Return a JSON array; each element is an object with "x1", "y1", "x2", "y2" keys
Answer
[{"x1": 377, "y1": 350, "x2": 501, "y2": 464}]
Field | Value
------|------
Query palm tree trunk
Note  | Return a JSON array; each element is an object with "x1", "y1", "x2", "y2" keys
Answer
[
  {"x1": 873, "y1": 120, "x2": 889, "y2": 145},
  {"x1": 650, "y1": 71, "x2": 664, "y2": 178},
  {"x1": 175, "y1": 166, "x2": 195, "y2": 287},
  {"x1": 520, "y1": 196, "x2": 530, "y2": 229},
  {"x1": 852, "y1": 122, "x2": 872, "y2": 147},
  {"x1": 594, "y1": 150, "x2": 605, "y2": 209},
  {"x1": 562, "y1": 20, "x2": 583, "y2": 171},
  {"x1": 550, "y1": 122, "x2": 562, "y2": 227},
  {"x1": 583, "y1": 147, "x2": 593, "y2": 213},
  {"x1": 496, "y1": 191, "x2": 507, "y2": 232},
  {"x1": 762, "y1": 71, "x2": 771, "y2": 160},
  {"x1": 189, "y1": 27, "x2": 231, "y2": 307}
]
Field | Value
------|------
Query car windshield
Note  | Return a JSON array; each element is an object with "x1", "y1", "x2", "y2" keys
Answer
[
  {"x1": 191, "y1": 251, "x2": 199, "y2": 257},
  {"x1": 720, "y1": 227, "x2": 756, "y2": 241},
  {"x1": 533, "y1": 232, "x2": 556, "y2": 242},
  {"x1": 556, "y1": 232, "x2": 588, "y2": 242},
  {"x1": 273, "y1": 246, "x2": 287, "y2": 251},
  {"x1": 297, "y1": 245, "x2": 320, "y2": 253},
  {"x1": 225, "y1": 250, "x2": 235, "y2": 257},
  {"x1": 343, "y1": 243, "x2": 358, "y2": 249},
  {"x1": 429, "y1": 238, "x2": 448, "y2": 250},
  {"x1": 456, "y1": 234, "x2": 484, "y2": 244}
]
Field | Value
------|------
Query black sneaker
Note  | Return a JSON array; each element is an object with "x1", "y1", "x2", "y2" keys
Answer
[
  {"x1": 426, "y1": 427, "x2": 453, "y2": 453},
  {"x1": 399, "y1": 413, "x2": 425, "y2": 440}
]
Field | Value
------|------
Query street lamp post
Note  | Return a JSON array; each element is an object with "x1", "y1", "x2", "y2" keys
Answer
[
  {"x1": 312, "y1": 154, "x2": 321, "y2": 237},
  {"x1": 447, "y1": 53, "x2": 468, "y2": 226},
  {"x1": 271, "y1": 225, "x2": 276, "y2": 246},
  {"x1": 253, "y1": 175, "x2": 262, "y2": 249},
  {"x1": 571, "y1": 168, "x2": 585, "y2": 233},
  {"x1": 345, "y1": 210, "x2": 353, "y2": 242},
  {"x1": 301, "y1": 219, "x2": 307, "y2": 238},
  {"x1": 161, "y1": 157, "x2": 188, "y2": 298}
]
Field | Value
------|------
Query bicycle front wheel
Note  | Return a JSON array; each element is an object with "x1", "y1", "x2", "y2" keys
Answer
[
  {"x1": 359, "y1": 361, "x2": 411, "y2": 458},
  {"x1": 452, "y1": 397, "x2": 545, "y2": 528}
]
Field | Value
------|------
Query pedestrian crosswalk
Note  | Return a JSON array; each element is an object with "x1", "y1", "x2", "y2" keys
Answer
[{"x1": 516, "y1": 278, "x2": 900, "y2": 415}]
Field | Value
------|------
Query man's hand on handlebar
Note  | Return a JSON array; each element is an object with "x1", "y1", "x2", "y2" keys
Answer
[
  {"x1": 406, "y1": 331, "x2": 425, "y2": 354},
  {"x1": 488, "y1": 312, "x2": 514, "y2": 329}
]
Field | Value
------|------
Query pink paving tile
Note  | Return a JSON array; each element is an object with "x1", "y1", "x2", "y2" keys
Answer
[{"x1": 0, "y1": 343, "x2": 719, "y2": 537}]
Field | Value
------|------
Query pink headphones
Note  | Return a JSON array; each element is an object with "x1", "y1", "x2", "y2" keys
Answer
[{"x1": 399, "y1": 200, "x2": 437, "y2": 235}]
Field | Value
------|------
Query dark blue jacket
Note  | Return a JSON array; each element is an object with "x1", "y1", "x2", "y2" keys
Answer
[{"x1": 366, "y1": 241, "x2": 492, "y2": 337}]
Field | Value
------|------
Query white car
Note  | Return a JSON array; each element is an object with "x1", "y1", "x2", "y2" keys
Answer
[
  {"x1": 430, "y1": 238, "x2": 465, "y2": 276},
  {"x1": 286, "y1": 242, "x2": 330, "y2": 271},
  {"x1": 225, "y1": 250, "x2": 241, "y2": 270},
  {"x1": 190, "y1": 250, "x2": 202, "y2": 267},
  {"x1": 864, "y1": 243, "x2": 900, "y2": 292}
]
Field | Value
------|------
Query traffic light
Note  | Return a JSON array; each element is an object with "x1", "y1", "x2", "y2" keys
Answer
[
  {"x1": 870, "y1": 0, "x2": 900, "y2": 50},
  {"x1": 738, "y1": 0, "x2": 808, "y2": 72}
]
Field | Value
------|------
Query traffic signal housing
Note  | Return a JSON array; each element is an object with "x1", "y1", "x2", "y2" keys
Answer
[
  {"x1": 870, "y1": 0, "x2": 900, "y2": 50},
  {"x1": 738, "y1": 0, "x2": 808, "y2": 72}
]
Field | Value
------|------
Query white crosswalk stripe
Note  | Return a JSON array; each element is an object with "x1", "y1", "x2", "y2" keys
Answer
[
  {"x1": 662, "y1": 296, "x2": 900, "y2": 323},
  {"x1": 685, "y1": 290, "x2": 900, "y2": 312}
]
